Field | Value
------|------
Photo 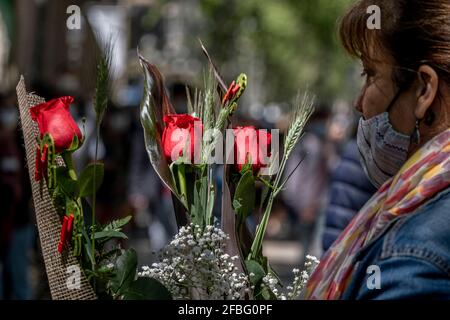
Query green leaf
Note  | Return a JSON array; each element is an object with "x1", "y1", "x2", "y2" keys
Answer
[
  {"x1": 260, "y1": 287, "x2": 276, "y2": 300},
  {"x1": 109, "y1": 248, "x2": 137, "y2": 295},
  {"x1": 205, "y1": 179, "x2": 215, "y2": 226},
  {"x1": 55, "y1": 167, "x2": 79, "y2": 198},
  {"x1": 101, "y1": 216, "x2": 132, "y2": 232},
  {"x1": 176, "y1": 162, "x2": 188, "y2": 203},
  {"x1": 268, "y1": 263, "x2": 283, "y2": 287},
  {"x1": 138, "y1": 52, "x2": 189, "y2": 228},
  {"x1": 190, "y1": 171, "x2": 214, "y2": 227},
  {"x1": 233, "y1": 170, "x2": 256, "y2": 221},
  {"x1": 122, "y1": 278, "x2": 172, "y2": 300},
  {"x1": 249, "y1": 258, "x2": 278, "y2": 301},
  {"x1": 191, "y1": 176, "x2": 207, "y2": 227},
  {"x1": 78, "y1": 163, "x2": 104, "y2": 197},
  {"x1": 245, "y1": 259, "x2": 265, "y2": 286},
  {"x1": 169, "y1": 162, "x2": 190, "y2": 209},
  {"x1": 232, "y1": 199, "x2": 242, "y2": 210},
  {"x1": 220, "y1": 170, "x2": 246, "y2": 276},
  {"x1": 69, "y1": 134, "x2": 80, "y2": 151},
  {"x1": 94, "y1": 230, "x2": 128, "y2": 240},
  {"x1": 240, "y1": 162, "x2": 253, "y2": 175},
  {"x1": 81, "y1": 227, "x2": 95, "y2": 267},
  {"x1": 261, "y1": 255, "x2": 270, "y2": 273},
  {"x1": 96, "y1": 265, "x2": 115, "y2": 277}
]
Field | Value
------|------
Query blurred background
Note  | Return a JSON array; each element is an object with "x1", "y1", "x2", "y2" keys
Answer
[{"x1": 0, "y1": 0, "x2": 373, "y2": 299}]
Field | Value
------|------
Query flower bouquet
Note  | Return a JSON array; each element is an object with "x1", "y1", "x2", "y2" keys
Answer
[
  {"x1": 17, "y1": 42, "x2": 318, "y2": 300},
  {"x1": 136, "y1": 43, "x2": 319, "y2": 300}
]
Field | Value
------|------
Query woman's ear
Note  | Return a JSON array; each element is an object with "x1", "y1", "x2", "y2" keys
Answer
[{"x1": 414, "y1": 65, "x2": 439, "y2": 119}]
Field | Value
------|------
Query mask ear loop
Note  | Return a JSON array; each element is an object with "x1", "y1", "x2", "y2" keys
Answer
[
  {"x1": 389, "y1": 68, "x2": 423, "y2": 145},
  {"x1": 385, "y1": 89, "x2": 402, "y2": 113}
]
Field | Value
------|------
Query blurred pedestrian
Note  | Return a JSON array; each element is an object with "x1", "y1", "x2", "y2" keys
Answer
[
  {"x1": 0, "y1": 94, "x2": 34, "y2": 300},
  {"x1": 322, "y1": 137, "x2": 377, "y2": 252}
]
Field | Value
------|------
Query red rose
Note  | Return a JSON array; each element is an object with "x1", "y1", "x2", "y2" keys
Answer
[
  {"x1": 233, "y1": 126, "x2": 271, "y2": 174},
  {"x1": 30, "y1": 96, "x2": 83, "y2": 154},
  {"x1": 57, "y1": 213, "x2": 74, "y2": 253},
  {"x1": 162, "y1": 114, "x2": 203, "y2": 163}
]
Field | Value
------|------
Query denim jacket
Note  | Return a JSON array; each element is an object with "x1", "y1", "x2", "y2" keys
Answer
[{"x1": 342, "y1": 187, "x2": 450, "y2": 299}]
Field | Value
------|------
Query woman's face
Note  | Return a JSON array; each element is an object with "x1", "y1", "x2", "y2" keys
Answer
[{"x1": 354, "y1": 55, "x2": 418, "y2": 136}]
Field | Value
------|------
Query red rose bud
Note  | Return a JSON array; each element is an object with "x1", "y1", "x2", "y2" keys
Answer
[
  {"x1": 41, "y1": 144, "x2": 49, "y2": 180},
  {"x1": 222, "y1": 81, "x2": 236, "y2": 104},
  {"x1": 41, "y1": 144, "x2": 48, "y2": 162},
  {"x1": 34, "y1": 146, "x2": 42, "y2": 181},
  {"x1": 58, "y1": 216, "x2": 70, "y2": 253},
  {"x1": 162, "y1": 114, "x2": 203, "y2": 163},
  {"x1": 233, "y1": 126, "x2": 272, "y2": 174},
  {"x1": 30, "y1": 96, "x2": 83, "y2": 154},
  {"x1": 231, "y1": 83, "x2": 241, "y2": 96},
  {"x1": 34, "y1": 144, "x2": 49, "y2": 182},
  {"x1": 66, "y1": 214, "x2": 74, "y2": 238}
]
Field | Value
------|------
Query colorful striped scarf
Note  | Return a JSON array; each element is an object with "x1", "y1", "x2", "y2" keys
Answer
[{"x1": 305, "y1": 128, "x2": 450, "y2": 299}]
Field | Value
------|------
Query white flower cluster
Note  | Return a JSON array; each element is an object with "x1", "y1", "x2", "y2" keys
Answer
[
  {"x1": 261, "y1": 254, "x2": 320, "y2": 300},
  {"x1": 138, "y1": 223, "x2": 249, "y2": 300}
]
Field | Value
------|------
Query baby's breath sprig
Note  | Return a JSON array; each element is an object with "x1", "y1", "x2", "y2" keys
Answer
[
  {"x1": 260, "y1": 255, "x2": 319, "y2": 300},
  {"x1": 138, "y1": 223, "x2": 250, "y2": 300},
  {"x1": 286, "y1": 255, "x2": 320, "y2": 299}
]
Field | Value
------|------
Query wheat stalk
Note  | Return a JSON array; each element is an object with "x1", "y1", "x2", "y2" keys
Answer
[
  {"x1": 202, "y1": 68, "x2": 216, "y2": 131},
  {"x1": 91, "y1": 40, "x2": 113, "y2": 270},
  {"x1": 249, "y1": 90, "x2": 315, "y2": 261},
  {"x1": 284, "y1": 91, "x2": 315, "y2": 159},
  {"x1": 94, "y1": 42, "x2": 112, "y2": 126}
]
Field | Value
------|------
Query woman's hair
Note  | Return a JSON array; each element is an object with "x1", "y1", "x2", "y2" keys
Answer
[{"x1": 339, "y1": 0, "x2": 450, "y2": 88}]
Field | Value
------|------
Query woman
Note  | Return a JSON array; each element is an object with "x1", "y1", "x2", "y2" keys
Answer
[{"x1": 305, "y1": 0, "x2": 450, "y2": 299}]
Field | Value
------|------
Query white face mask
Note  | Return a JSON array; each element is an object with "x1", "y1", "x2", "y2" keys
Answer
[
  {"x1": 357, "y1": 111, "x2": 411, "y2": 188},
  {"x1": 356, "y1": 83, "x2": 422, "y2": 188}
]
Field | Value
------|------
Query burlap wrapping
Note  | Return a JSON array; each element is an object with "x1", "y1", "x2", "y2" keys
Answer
[{"x1": 16, "y1": 76, "x2": 96, "y2": 300}]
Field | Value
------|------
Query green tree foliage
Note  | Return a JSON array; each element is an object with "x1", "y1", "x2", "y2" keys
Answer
[{"x1": 199, "y1": 0, "x2": 356, "y2": 104}]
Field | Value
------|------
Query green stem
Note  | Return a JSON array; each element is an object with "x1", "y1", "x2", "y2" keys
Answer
[
  {"x1": 248, "y1": 152, "x2": 288, "y2": 261},
  {"x1": 92, "y1": 127, "x2": 100, "y2": 268},
  {"x1": 62, "y1": 153, "x2": 84, "y2": 211},
  {"x1": 178, "y1": 164, "x2": 188, "y2": 206},
  {"x1": 205, "y1": 165, "x2": 213, "y2": 226},
  {"x1": 63, "y1": 152, "x2": 77, "y2": 181},
  {"x1": 62, "y1": 151, "x2": 84, "y2": 256}
]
